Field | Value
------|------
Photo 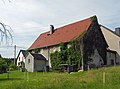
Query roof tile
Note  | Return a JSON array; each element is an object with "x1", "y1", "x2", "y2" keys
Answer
[{"x1": 29, "y1": 17, "x2": 92, "y2": 50}]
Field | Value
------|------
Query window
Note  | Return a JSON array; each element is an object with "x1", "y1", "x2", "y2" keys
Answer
[
  {"x1": 58, "y1": 47, "x2": 61, "y2": 51},
  {"x1": 28, "y1": 59, "x2": 30, "y2": 64},
  {"x1": 67, "y1": 44, "x2": 71, "y2": 48},
  {"x1": 53, "y1": 47, "x2": 56, "y2": 52},
  {"x1": 19, "y1": 57, "x2": 20, "y2": 61},
  {"x1": 18, "y1": 62, "x2": 20, "y2": 66}
]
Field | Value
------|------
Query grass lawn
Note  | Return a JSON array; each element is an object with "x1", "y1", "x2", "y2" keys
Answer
[{"x1": 0, "y1": 66, "x2": 120, "y2": 89}]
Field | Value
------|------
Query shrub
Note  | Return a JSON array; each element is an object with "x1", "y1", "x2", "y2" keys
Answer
[
  {"x1": 0, "y1": 59, "x2": 8, "y2": 73},
  {"x1": 9, "y1": 68, "x2": 14, "y2": 71},
  {"x1": 21, "y1": 68, "x2": 27, "y2": 72},
  {"x1": 9, "y1": 64, "x2": 18, "y2": 70}
]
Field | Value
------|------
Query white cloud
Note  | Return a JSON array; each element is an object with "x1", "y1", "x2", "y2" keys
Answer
[
  {"x1": 12, "y1": 21, "x2": 48, "y2": 34},
  {"x1": 0, "y1": 0, "x2": 120, "y2": 57}
]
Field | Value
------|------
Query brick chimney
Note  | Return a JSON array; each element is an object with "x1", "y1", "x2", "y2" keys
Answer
[
  {"x1": 50, "y1": 25, "x2": 54, "y2": 34},
  {"x1": 115, "y1": 27, "x2": 120, "y2": 36}
]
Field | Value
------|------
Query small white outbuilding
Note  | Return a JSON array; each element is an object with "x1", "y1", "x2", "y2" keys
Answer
[{"x1": 25, "y1": 52, "x2": 47, "y2": 72}]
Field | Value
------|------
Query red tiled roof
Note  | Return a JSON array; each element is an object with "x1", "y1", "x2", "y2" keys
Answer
[{"x1": 29, "y1": 17, "x2": 92, "y2": 50}]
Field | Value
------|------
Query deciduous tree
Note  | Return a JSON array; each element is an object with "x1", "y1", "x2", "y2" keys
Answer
[{"x1": 0, "y1": 22, "x2": 13, "y2": 46}]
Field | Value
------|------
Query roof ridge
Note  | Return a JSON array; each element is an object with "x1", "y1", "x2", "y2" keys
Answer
[
  {"x1": 56, "y1": 16, "x2": 94, "y2": 30},
  {"x1": 40, "y1": 16, "x2": 95, "y2": 35}
]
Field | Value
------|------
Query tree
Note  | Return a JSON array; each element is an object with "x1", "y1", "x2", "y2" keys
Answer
[
  {"x1": 0, "y1": 22, "x2": 13, "y2": 74},
  {"x1": 0, "y1": 22, "x2": 13, "y2": 46},
  {"x1": 1, "y1": 0, "x2": 11, "y2": 3},
  {"x1": 0, "y1": 57, "x2": 13, "y2": 73},
  {"x1": 0, "y1": 58, "x2": 8, "y2": 73}
]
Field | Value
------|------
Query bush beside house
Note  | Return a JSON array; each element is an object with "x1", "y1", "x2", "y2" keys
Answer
[
  {"x1": 0, "y1": 56, "x2": 14, "y2": 73},
  {"x1": 0, "y1": 58, "x2": 8, "y2": 73}
]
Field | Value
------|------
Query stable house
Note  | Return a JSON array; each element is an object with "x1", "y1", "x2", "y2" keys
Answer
[{"x1": 28, "y1": 16, "x2": 108, "y2": 71}]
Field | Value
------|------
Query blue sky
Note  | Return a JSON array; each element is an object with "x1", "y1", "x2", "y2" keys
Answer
[{"x1": 0, "y1": 0, "x2": 120, "y2": 58}]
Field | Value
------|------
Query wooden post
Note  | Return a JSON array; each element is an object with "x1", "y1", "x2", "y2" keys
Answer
[
  {"x1": 7, "y1": 72, "x2": 10, "y2": 79},
  {"x1": 27, "y1": 71, "x2": 29, "y2": 81},
  {"x1": 7, "y1": 66, "x2": 10, "y2": 79},
  {"x1": 103, "y1": 72, "x2": 105, "y2": 84}
]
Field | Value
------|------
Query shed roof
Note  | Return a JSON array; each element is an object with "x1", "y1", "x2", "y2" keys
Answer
[{"x1": 31, "y1": 53, "x2": 46, "y2": 60}]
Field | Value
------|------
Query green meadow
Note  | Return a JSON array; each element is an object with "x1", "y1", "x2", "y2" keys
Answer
[{"x1": 0, "y1": 66, "x2": 120, "y2": 89}]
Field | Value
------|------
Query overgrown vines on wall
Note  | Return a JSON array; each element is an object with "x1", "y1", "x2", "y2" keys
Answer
[
  {"x1": 50, "y1": 38, "x2": 82, "y2": 69},
  {"x1": 33, "y1": 48, "x2": 41, "y2": 53},
  {"x1": 83, "y1": 16, "x2": 107, "y2": 65}
]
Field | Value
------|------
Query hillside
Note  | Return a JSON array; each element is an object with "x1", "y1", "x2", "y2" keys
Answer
[{"x1": 0, "y1": 66, "x2": 120, "y2": 89}]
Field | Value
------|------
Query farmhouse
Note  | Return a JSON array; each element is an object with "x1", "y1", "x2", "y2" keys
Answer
[
  {"x1": 16, "y1": 50, "x2": 27, "y2": 70},
  {"x1": 28, "y1": 16, "x2": 108, "y2": 71},
  {"x1": 100, "y1": 25, "x2": 120, "y2": 65}
]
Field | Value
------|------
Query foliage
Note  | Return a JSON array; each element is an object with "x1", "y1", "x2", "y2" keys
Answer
[
  {"x1": 50, "y1": 51, "x2": 62, "y2": 69},
  {"x1": 9, "y1": 68, "x2": 14, "y2": 71},
  {"x1": 5, "y1": 58, "x2": 14, "y2": 66},
  {"x1": 1, "y1": 0, "x2": 11, "y2": 4},
  {"x1": 0, "y1": 58, "x2": 8, "y2": 73},
  {"x1": 50, "y1": 38, "x2": 82, "y2": 69},
  {"x1": 33, "y1": 48, "x2": 41, "y2": 53},
  {"x1": 21, "y1": 68, "x2": 27, "y2": 72},
  {"x1": 9, "y1": 64, "x2": 18, "y2": 70},
  {"x1": 0, "y1": 22, "x2": 13, "y2": 45},
  {"x1": 67, "y1": 39, "x2": 81, "y2": 65},
  {"x1": 83, "y1": 18, "x2": 107, "y2": 65},
  {"x1": 0, "y1": 57, "x2": 14, "y2": 73},
  {"x1": 90, "y1": 15, "x2": 97, "y2": 22}
]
